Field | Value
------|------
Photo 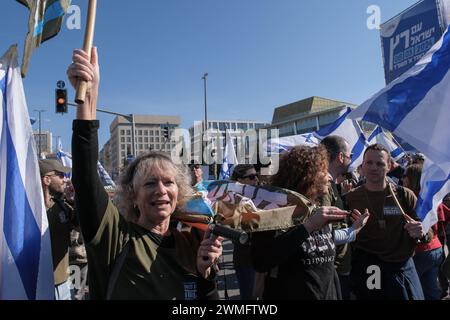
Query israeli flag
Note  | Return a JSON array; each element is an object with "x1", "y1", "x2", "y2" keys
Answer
[
  {"x1": 0, "y1": 45, "x2": 54, "y2": 299},
  {"x1": 349, "y1": 27, "x2": 450, "y2": 232},
  {"x1": 97, "y1": 161, "x2": 116, "y2": 188},
  {"x1": 56, "y1": 137, "x2": 72, "y2": 179},
  {"x1": 269, "y1": 107, "x2": 367, "y2": 172},
  {"x1": 349, "y1": 26, "x2": 450, "y2": 169},
  {"x1": 269, "y1": 132, "x2": 319, "y2": 154},
  {"x1": 314, "y1": 107, "x2": 368, "y2": 172},
  {"x1": 367, "y1": 126, "x2": 405, "y2": 162},
  {"x1": 220, "y1": 130, "x2": 238, "y2": 180},
  {"x1": 56, "y1": 141, "x2": 116, "y2": 188},
  {"x1": 416, "y1": 159, "x2": 450, "y2": 233}
]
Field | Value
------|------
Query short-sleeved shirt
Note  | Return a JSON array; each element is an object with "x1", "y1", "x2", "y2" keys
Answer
[
  {"x1": 344, "y1": 184, "x2": 418, "y2": 262},
  {"x1": 86, "y1": 201, "x2": 205, "y2": 300}
]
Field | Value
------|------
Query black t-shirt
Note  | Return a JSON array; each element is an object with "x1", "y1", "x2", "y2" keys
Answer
[{"x1": 252, "y1": 224, "x2": 339, "y2": 300}]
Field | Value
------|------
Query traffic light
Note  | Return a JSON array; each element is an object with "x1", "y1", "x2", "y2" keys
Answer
[
  {"x1": 163, "y1": 126, "x2": 169, "y2": 139},
  {"x1": 55, "y1": 88, "x2": 68, "y2": 114}
]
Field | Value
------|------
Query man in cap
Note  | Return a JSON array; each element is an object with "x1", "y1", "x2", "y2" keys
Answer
[
  {"x1": 189, "y1": 162, "x2": 207, "y2": 192},
  {"x1": 39, "y1": 159, "x2": 76, "y2": 300}
]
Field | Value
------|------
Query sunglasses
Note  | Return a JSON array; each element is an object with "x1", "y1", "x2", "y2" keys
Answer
[
  {"x1": 46, "y1": 172, "x2": 66, "y2": 178},
  {"x1": 241, "y1": 174, "x2": 258, "y2": 180}
]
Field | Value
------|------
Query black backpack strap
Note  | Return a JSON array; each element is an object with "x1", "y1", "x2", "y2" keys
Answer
[{"x1": 106, "y1": 241, "x2": 130, "y2": 300}]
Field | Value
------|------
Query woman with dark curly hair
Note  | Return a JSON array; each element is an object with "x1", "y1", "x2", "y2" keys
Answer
[
  {"x1": 68, "y1": 47, "x2": 222, "y2": 300},
  {"x1": 251, "y1": 145, "x2": 356, "y2": 300}
]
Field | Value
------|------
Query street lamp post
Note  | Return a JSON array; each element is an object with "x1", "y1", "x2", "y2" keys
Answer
[
  {"x1": 202, "y1": 73, "x2": 208, "y2": 133},
  {"x1": 201, "y1": 73, "x2": 217, "y2": 178},
  {"x1": 130, "y1": 114, "x2": 136, "y2": 157},
  {"x1": 34, "y1": 109, "x2": 46, "y2": 157}
]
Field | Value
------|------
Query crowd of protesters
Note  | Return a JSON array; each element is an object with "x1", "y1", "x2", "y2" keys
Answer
[{"x1": 38, "y1": 46, "x2": 450, "y2": 300}]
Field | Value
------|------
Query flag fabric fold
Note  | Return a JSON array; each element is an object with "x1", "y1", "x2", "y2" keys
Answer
[
  {"x1": 0, "y1": 44, "x2": 54, "y2": 299},
  {"x1": 17, "y1": 0, "x2": 71, "y2": 77}
]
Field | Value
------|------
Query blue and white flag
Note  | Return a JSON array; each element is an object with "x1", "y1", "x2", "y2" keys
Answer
[
  {"x1": 269, "y1": 132, "x2": 319, "y2": 154},
  {"x1": 0, "y1": 45, "x2": 54, "y2": 299},
  {"x1": 270, "y1": 108, "x2": 368, "y2": 172},
  {"x1": 56, "y1": 137, "x2": 72, "y2": 179},
  {"x1": 56, "y1": 142, "x2": 116, "y2": 188},
  {"x1": 349, "y1": 26, "x2": 450, "y2": 169},
  {"x1": 349, "y1": 26, "x2": 450, "y2": 231},
  {"x1": 97, "y1": 161, "x2": 116, "y2": 188},
  {"x1": 416, "y1": 159, "x2": 450, "y2": 233},
  {"x1": 367, "y1": 126, "x2": 405, "y2": 161},
  {"x1": 314, "y1": 107, "x2": 368, "y2": 172},
  {"x1": 220, "y1": 130, "x2": 238, "y2": 180}
]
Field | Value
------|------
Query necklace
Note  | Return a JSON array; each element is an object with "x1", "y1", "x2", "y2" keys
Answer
[{"x1": 363, "y1": 186, "x2": 387, "y2": 230}]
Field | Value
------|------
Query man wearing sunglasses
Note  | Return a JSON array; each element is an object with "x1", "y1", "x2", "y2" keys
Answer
[
  {"x1": 230, "y1": 165, "x2": 260, "y2": 299},
  {"x1": 39, "y1": 159, "x2": 75, "y2": 300}
]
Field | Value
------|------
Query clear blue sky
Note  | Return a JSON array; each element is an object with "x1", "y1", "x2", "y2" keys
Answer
[{"x1": 1, "y1": 0, "x2": 417, "y2": 151}]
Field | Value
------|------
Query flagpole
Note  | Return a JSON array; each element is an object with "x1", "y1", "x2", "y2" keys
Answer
[
  {"x1": 75, "y1": 0, "x2": 98, "y2": 104},
  {"x1": 383, "y1": 127, "x2": 408, "y2": 156},
  {"x1": 390, "y1": 132, "x2": 407, "y2": 155}
]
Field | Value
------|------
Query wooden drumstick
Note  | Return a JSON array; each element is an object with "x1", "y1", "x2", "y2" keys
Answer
[{"x1": 75, "y1": 0, "x2": 97, "y2": 104}]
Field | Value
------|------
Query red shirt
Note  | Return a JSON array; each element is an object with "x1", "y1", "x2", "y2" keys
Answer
[{"x1": 416, "y1": 203, "x2": 450, "y2": 253}]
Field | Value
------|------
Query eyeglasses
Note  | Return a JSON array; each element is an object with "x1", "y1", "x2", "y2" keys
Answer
[
  {"x1": 241, "y1": 174, "x2": 258, "y2": 180},
  {"x1": 46, "y1": 172, "x2": 65, "y2": 179}
]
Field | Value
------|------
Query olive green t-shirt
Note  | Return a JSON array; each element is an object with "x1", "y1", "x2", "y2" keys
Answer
[
  {"x1": 344, "y1": 184, "x2": 418, "y2": 262},
  {"x1": 319, "y1": 182, "x2": 352, "y2": 275},
  {"x1": 86, "y1": 200, "x2": 204, "y2": 300}
]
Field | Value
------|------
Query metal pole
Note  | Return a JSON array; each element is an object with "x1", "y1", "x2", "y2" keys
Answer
[
  {"x1": 34, "y1": 109, "x2": 45, "y2": 157},
  {"x1": 68, "y1": 103, "x2": 137, "y2": 156},
  {"x1": 202, "y1": 73, "x2": 208, "y2": 133},
  {"x1": 165, "y1": 121, "x2": 169, "y2": 151},
  {"x1": 131, "y1": 114, "x2": 136, "y2": 157},
  {"x1": 202, "y1": 73, "x2": 208, "y2": 171}
]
